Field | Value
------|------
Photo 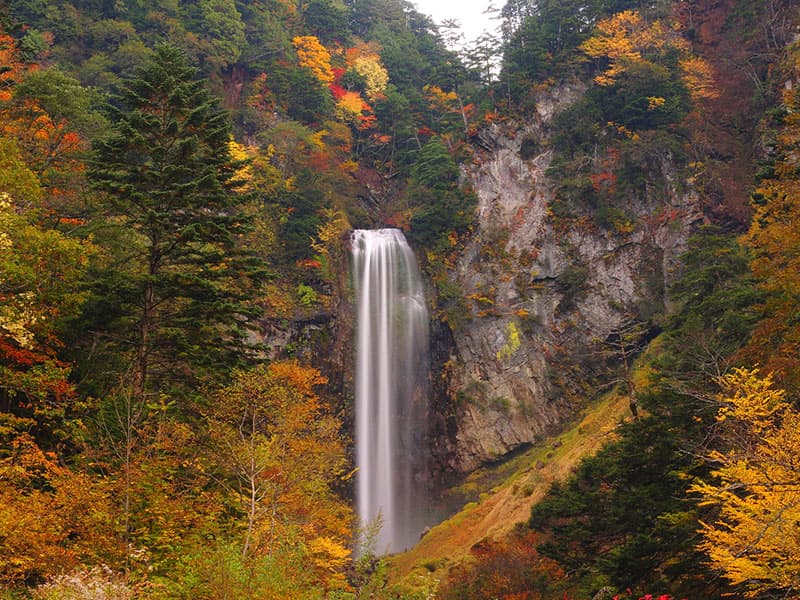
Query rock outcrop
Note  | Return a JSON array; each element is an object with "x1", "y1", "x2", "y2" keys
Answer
[{"x1": 434, "y1": 86, "x2": 704, "y2": 473}]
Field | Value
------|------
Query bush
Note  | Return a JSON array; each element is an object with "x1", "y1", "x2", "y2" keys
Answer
[{"x1": 33, "y1": 566, "x2": 132, "y2": 600}]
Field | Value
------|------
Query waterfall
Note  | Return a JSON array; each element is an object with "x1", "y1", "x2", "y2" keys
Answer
[{"x1": 352, "y1": 228, "x2": 429, "y2": 555}]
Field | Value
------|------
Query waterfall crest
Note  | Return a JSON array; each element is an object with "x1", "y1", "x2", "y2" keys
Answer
[{"x1": 352, "y1": 228, "x2": 429, "y2": 554}]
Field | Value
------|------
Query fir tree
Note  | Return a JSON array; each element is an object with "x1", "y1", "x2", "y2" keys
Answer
[{"x1": 87, "y1": 44, "x2": 263, "y2": 400}]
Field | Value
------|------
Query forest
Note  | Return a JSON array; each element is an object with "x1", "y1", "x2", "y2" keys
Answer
[{"x1": 0, "y1": 0, "x2": 799, "y2": 597}]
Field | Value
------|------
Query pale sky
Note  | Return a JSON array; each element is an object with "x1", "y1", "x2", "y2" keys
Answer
[{"x1": 413, "y1": 0, "x2": 501, "y2": 48}]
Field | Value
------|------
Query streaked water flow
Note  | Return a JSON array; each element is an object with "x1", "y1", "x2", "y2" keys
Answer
[{"x1": 352, "y1": 228, "x2": 429, "y2": 554}]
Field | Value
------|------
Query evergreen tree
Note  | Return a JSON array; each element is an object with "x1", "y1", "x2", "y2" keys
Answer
[
  {"x1": 86, "y1": 44, "x2": 263, "y2": 400},
  {"x1": 407, "y1": 137, "x2": 475, "y2": 249}
]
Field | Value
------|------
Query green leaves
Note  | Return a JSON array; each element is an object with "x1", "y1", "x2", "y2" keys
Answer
[
  {"x1": 406, "y1": 137, "x2": 475, "y2": 251},
  {"x1": 86, "y1": 44, "x2": 264, "y2": 397}
]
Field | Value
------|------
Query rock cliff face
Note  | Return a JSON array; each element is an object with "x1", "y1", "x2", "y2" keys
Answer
[
  {"x1": 433, "y1": 86, "x2": 704, "y2": 473},
  {"x1": 261, "y1": 86, "x2": 704, "y2": 479}
]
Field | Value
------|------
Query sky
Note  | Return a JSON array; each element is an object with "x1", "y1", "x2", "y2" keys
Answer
[{"x1": 412, "y1": 0, "x2": 501, "y2": 48}]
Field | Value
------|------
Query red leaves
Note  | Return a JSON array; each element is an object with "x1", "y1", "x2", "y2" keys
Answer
[
  {"x1": 612, "y1": 593, "x2": 686, "y2": 600},
  {"x1": 297, "y1": 258, "x2": 322, "y2": 270},
  {"x1": 590, "y1": 170, "x2": 618, "y2": 193},
  {"x1": 329, "y1": 82, "x2": 347, "y2": 100}
]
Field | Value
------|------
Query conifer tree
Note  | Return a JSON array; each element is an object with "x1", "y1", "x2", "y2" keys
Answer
[{"x1": 87, "y1": 44, "x2": 262, "y2": 400}]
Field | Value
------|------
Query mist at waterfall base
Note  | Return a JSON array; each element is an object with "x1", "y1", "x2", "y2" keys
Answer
[{"x1": 352, "y1": 229, "x2": 431, "y2": 555}]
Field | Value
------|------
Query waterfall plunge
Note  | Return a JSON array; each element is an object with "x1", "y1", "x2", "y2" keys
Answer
[{"x1": 352, "y1": 229, "x2": 429, "y2": 555}]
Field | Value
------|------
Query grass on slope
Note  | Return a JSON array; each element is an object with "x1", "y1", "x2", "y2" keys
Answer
[{"x1": 387, "y1": 388, "x2": 636, "y2": 591}]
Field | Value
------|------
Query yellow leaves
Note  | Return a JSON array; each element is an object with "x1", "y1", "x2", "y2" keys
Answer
[
  {"x1": 423, "y1": 84, "x2": 458, "y2": 111},
  {"x1": 581, "y1": 10, "x2": 688, "y2": 86},
  {"x1": 340, "y1": 159, "x2": 358, "y2": 173},
  {"x1": 646, "y1": 96, "x2": 665, "y2": 110},
  {"x1": 334, "y1": 90, "x2": 369, "y2": 123},
  {"x1": 268, "y1": 359, "x2": 328, "y2": 392},
  {"x1": 292, "y1": 35, "x2": 334, "y2": 84},
  {"x1": 496, "y1": 322, "x2": 522, "y2": 361},
  {"x1": 581, "y1": 11, "x2": 643, "y2": 85},
  {"x1": 679, "y1": 56, "x2": 719, "y2": 102},
  {"x1": 740, "y1": 50, "x2": 800, "y2": 391},
  {"x1": 608, "y1": 121, "x2": 639, "y2": 140},
  {"x1": 311, "y1": 207, "x2": 352, "y2": 283},
  {"x1": 692, "y1": 368, "x2": 800, "y2": 597},
  {"x1": 715, "y1": 367, "x2": 787, "y2": 431},
  {"x1": 0, "y1": 137, "x2": 43, "y2": 207},
  {"x1": 352, "y1": 55, "x2": 389, "y2": 100},
  {"x1": 0, "y1": 291, "x2": 38, "y2": 349},
  {"x1": 309, "y1": 535, "x2": 351, "y2": 588},
  {"x1": 208, "y1": 361, "x2": 352, "y2": 583},
  {"x1": 227, "y1": 138, "x2": 254, "y2": 192},
  {"x1": 340, "y1": 40, "x2": 389, "y2": 98},
  {"x1": 0, "y1": 190, "x2": 92, "y2": 353},
  {"x1": 227, "y1": 137, "x2": 248, "y2": 162},
  {"x1": 308, "y1": 128, "x2": 328, "y2": 150}
]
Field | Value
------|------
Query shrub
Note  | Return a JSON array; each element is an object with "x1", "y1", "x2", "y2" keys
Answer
[{"x1": 33, "y1": 566, "x2": 132, "y2": 600}]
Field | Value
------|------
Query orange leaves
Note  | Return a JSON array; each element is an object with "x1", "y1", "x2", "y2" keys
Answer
[
  {"x1": 267, "y1": 358, "x2": 327, "y2": 391},
  {"x1": 290, "y1": 36, "x2": 387, "y2": 134},
  {"x1": 580, "y1": 6, "x2": 718, "y2": 141},
  {"x1": 245, "y1": 72, "x2": 276, "y2": 115},
  {"x1": 580, "y1": 10, "x2": 688, "y2": 86},
  {"x1": 0, "y1": 32, "x2": 36, "y2": 102},
  {"x1": 0, "y1": 434, "x2": 117, "y2": 586},
  {"x1": 590, "y1": 170, "x2": 617, "y2": 193},
  {"x1": 334, "y1": 89, "x2": 376, "y2": 129},
  {"x1": 207, "y1": 361, "x2": 352, "y2": 591},
  {"x1": 2, "y1": 99, "x2": 88, "y2": 177},
  {"x1": 342, "y1": 40, "x2": 382, "y2": 65},
  {"x1": 679, "y1": 56, "x2": 719, "y2": 102},
  {"x1": 335, "y1": 89, "x2": 368, "y2": 117},
  {"x1": 580, "y1": 10, "x2": 646, "y2": 85},
  {"x1": 424, "y1": 84, "x2": 459, "y2": 112},
  {"x1": 293, "y1": 35, "x2": 334, "y2": 84},
  {"x1": 340, "y1": 41, "x2": 389, "y2": 99}
]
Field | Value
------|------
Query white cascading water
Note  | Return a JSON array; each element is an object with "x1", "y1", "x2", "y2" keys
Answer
[{"x1": 352, "y1": 228, "x2": 429, "y2": 555}]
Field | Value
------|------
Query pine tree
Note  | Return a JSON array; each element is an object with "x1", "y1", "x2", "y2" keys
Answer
[{"x1": 87, "y1": 44, "x2": 263, "y2": 400}]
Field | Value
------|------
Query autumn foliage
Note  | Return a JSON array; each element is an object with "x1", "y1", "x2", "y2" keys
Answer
[
  {"x1": 293, "y1": 35, "x2": 335, "y2": 84},
  {"x1": 207, "y1": 361, "x2": 353, "y2": 592},
  {"x1": 741, "y1": 47, "x2": 800, "y2": 392},
  {"x1": 0, "y1": 0, "x2": 797, "y2": 597},
  {"x1": 692, "y1": 369, "x2": 800, "y2": 597}
]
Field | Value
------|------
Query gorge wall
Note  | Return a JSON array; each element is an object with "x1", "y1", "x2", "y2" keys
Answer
[
  {"x1": 259, "y1": 84, "x2": 706, "y2": 479},
  {"x1": 430, "y1": 86, "x2": 704, "y2": 473}
]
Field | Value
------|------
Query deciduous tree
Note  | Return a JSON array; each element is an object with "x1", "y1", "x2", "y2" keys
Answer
[
  {"x1": 692, "y1": 368, "x2": 800, "y2": 598},
  {"x1": 0, "y1": 184, "x2": 92, "y2": 446},
  {"x1": 742, "y1": 52, "x2": 800, "y2": 392},
  {"x1": 293, "y1": 35, "x2": 335, "y2": 85},
  {"x1": 206, "y1": 361, "x2": 352, "y2": 592}
]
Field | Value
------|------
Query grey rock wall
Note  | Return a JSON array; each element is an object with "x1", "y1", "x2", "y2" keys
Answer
[{"x1": 437, "y1": 87, "x2": 704, "y2": 472}]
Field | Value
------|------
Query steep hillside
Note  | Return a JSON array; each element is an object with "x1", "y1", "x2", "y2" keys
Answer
[
  {"x1": 391, "y1": 388, "x2": 634, "y2": 588},
  {"x1": 386, "y1": 1, "x2": 800, "y2": 598},
  {"x1": 432, "y1": 95, "x2": 701, "y2": 473}
]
